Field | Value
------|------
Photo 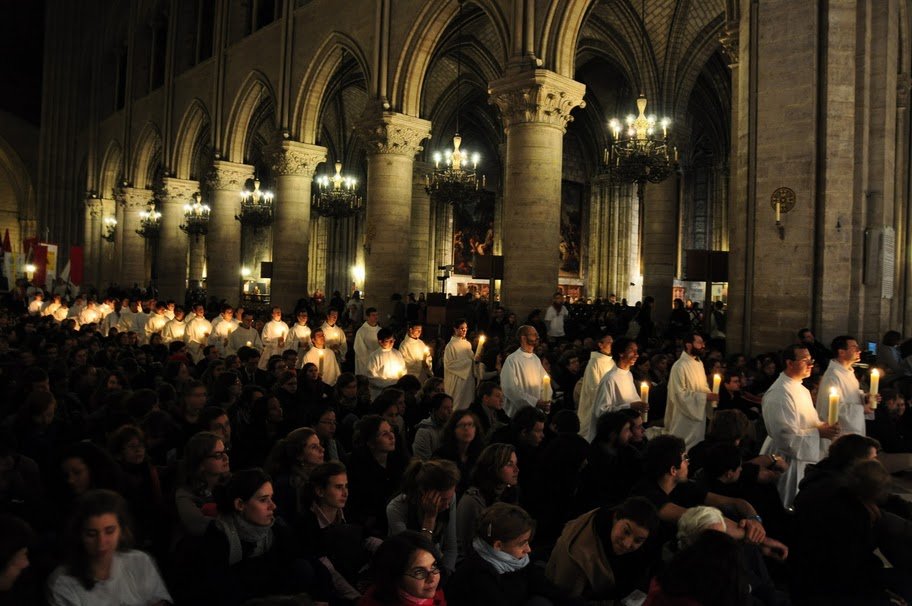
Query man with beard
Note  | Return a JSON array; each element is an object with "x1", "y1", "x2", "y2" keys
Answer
[{"x1": 665, "y1": 333, "x2": 718, "y2": 449}]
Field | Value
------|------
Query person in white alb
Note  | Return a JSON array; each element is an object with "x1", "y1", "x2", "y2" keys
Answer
[
  {"x1": 128, "y1": 301, "x2": 149, "y2": 344},
  {"x1": 589, "y1": 338, "x2": 649, "y2": 441},
  {"x1": 259, "y1": 306, "x2": 290, "y2": 370},
  {"x1": 289, "y1": 309, "x2": 312, "y2": 368},
  {"x1": 543, "y1": 292, "x2": 569, "y2": 342},
  {"x1": 161, "y1": 307, "x2": 187, "y2": 344},
  {"x1": 163, "y1": 300, "x2": 176, "y2": 320},
  {"x1": 27, "y1": 292, "x2": 44, "y2": 316},
  {"x1": 399, "y1": 322, "x2": 432, "y2": 383},
  {"x1": 144, "y1": 302, "x2": 169, "y2": 341},
  {"x1": 366, "y1": 328, "x2": 406, "y2": 400},
  {"x1": 665, "y1": 333, "x2": 719, "y2": 449},
  {"x1": 577, "y1": 332, "x2": 616, "y2": 439},
  {"x1": 227, "y1": 310, "x2": 263, "y2": 355},
  {"x1": 353, "y1": 307, "x2": 381, "y2": 376},
  {"x1": 184, "y1": 304, "x2": 213, "y2": 363},
  {"x1": 500, "y1": 325, "x2": 550, "y2": 418},
  {"x1": 302, "y1": 328, "x2": 341, "y2": 386},
  {"x1": 815, "y1": 335, "x2": 873, "y2": 451},
  {"x1": 443, "y1": 319, "x2": 478, "y2": 410},
  {"x1": 41, "y1": 294, "x2": 62, "y2": 317},
  {"x1": 210, "y1": 305, "x2": 238, "y2": 357},
  {"x1": 761, "y1": 344, "x2": 840, "y2": 507},
  {"x1": 321, "y1": 308, "x2": 348, "y2": 365},
  {"x1": 77, "y1": 300, "x2": 102, "y2": 327}
]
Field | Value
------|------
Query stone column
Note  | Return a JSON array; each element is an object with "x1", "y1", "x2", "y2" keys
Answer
[
  {"x1": 83, "y1": 198, "x2": 102, "y2": 288},
  {"x1": 489, "y1": 69, "x2": 585, "y2": 318},
  {"x1": 188, "y1": 234, "x2": 206, "y2": 291},
  {"x1": 207, "y1": 160, "x2": 253, "y2": 305},
  {"x1": 357, "y1": 110, "x2": 431, "y2": 320},
  {"x1": 159, "y1": 177, "x2": 197, "y2": 301},
  {"x1": 641, "y1": 177, "x2": 679, "y2": 326},
  {"x1": 99, "y1": 198, "x2": 116, "y2": 288},
  {"x1": 114, "y1": 187, "x2": 152, "y2": 290},
  {"x1": 267, "y1": 141, "x2": 326, "y2": 311},
  {"x1": 410, "y1": 161, "x2": 432, "y2": 295}
]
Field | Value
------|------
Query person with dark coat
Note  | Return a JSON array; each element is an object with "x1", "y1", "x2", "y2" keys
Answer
[{"x1": 346, "y1": 415, "x2": 408, "y2": 537}]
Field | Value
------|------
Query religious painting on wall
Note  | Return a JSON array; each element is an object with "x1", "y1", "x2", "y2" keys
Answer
[
  {"x1": 560, "y1": 180, "x2": 583, "y2": 278},
  {"x1": 452, "y1": 190, "x2": 495, "y2": 276}
]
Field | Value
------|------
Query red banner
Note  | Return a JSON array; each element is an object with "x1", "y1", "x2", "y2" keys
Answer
[
  {"x1": 1, "y1": 229, "x2": 10, "y2": 253},
  {"x1": 69, "y1": 246, "x2": 84, "y2": 286},
  {"x1": 33, "y1": 244, "x2": 47, "y2": 286}
]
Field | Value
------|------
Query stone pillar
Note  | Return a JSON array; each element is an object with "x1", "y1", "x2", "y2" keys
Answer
[
  {"x1": 207, "y1": 160, "x2": 253, "y2": 305},
  {"x1": 267, "y1": 141, "x2": 326, "y2": 311},
  {"x1": 410, "y1": 161, "x2": 432, "y2": 295},
  {"x1": 489, "y1": 69, "x2": 585, "y2": 318},
  {"x1": 308, "y1": 214, "x2": 327, "y2": 296},
  {"x1": 358, "y1": 110, "x2": 431, "y2": 321},
  {"x1": 115, "y1": 187, "x2": 152, "y2": 290},
  {"x1": 642, "y1": 177, "x2": 679, "y2": 325},
  {"x1": 188, "y1": 234, "x2": 206, "y2": 291},
  {"x1": 84, "y1": 198, "x2": 102, "y2": 288},
  {"x1": 99, "y1": 198, "x2": 116, "y2": 288},
  {"x1": 159, "y1": 177, "x2": 197, "y2": 301}
]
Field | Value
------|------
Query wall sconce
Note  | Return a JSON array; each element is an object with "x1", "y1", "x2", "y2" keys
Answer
[
  {"x1": 102, "y1": 216, "x2": 117, "y2": 242},
  {"x1": 770, "y1": 187, "x2": 796, "y2": 240}
]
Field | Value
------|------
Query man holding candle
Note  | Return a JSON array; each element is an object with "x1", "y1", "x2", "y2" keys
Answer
[
  {"x1": 288, "y1": 309, "x2": 312, "y2": 367},
  {"x1": 443, "y1": 319, "x2": 478, "y2": 410},
  {"x1": 544, "y1": 292, "x2": 569, "y2": 344},
  {"x1": 399, "y1": 322, "x2": 431, "y2": 384},
  {"x1": 588, "y1": 338, "x2": 647, "y2": 442},
  {"x1": 665, "y1": 333, "x2": 718, "y2": 449},
  {"x1": 500, "y1": 325, "x2": 551, "y2": 417},
  {"x1": 815, "y1": 336, "x2": 874, "y2": 450},
  {"x1": 577, "y1": 332, "x2": 616, "y2": 440},
  {"x1": 184, "y1": 303, "x2": 213, "y2": 363},
  {"x1": 320, "y1": 308, "x2": 348, "y2": 364},
  {"x1": 227, "y1": 310, "x2": 263, "y2": 355},
  {"x1": 354, "y1": 307, "x2": 381, "y2": 376},
  {"x1": 761, "y1": 344, "x2": 840, "y2": 507},
  {"x1": 301, "y1": 328, "x2": 340, "y2": 386},
  {"x1": 366, "y1": 328, "x2": 406, "y2": 400}
]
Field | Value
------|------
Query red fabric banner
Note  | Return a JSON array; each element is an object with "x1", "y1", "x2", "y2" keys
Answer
[
  {"x1": 33, "y1": 244, "x2": 47, "y2": 286},
  {"x1": 1, "y1": 229, "x2": 10, "y2": 253},
  {"x1": 69, "y1": 246, "x2": 84, "y2": 286}
]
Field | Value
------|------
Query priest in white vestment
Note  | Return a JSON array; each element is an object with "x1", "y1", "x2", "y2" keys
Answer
[
  {"x1": 27, "y1": 293, "x2": 44, "y2": 316},
  {"x1": 321, "y1": 308, "x2": 348, "y2": 364},
  {"x1": 443, "y1": 320, "x2": 477, "y2": 409},
  {"x1": 302, "y1": 328, "x2": 341, "y2": 386},
  {"x1": 500, "y1": 325, "x2": 550, "y2": 418},
  {"x1": 183, "y1": 305, "x2": 213, "y2": 363},
  {"x1": 129, "y1": 302, "x2": 150, "y2": 344},
  {"x1": 227, "y1": 311, "x2": 263, "y2": 355},
  {"x1": 589, "y1": 338, "x2": 647, "y2": 441},
  {"x1": 161, "y1": 308, "x2": 187, "y2": 344},
  {"x1": 366, "y1": 328, "x2": 406, "y2": 400},
  {"x1": 665, "y1": 333, "x2": 718, "y2": 449},
  {"x1": 400, "y1": 323, "x2": 432, "y2": 384},
  {"x1": 353, "y1": 308, "x2": 381, "y2": 376},
  {"x1": 288, "y1": 310, "x2": 312, "y2": 368},
  {"x1": 815, "y1": 336, "x2": 871, "y2": 451},
  {"x1": 577, "y1": 333, "x2": 616, "y2": 439},
  {"x1": 761, "y1": 344, "x2": 841, "y2": 507},
  {"x1": 259, "y1": 307, "x2": 290, "y2": 369},
  {"x1": 144, "y1": 304, "x2": 169, "y2": 341},
  {"x1": 210, "y1": 306, "x2": 238, "y2": 357}
]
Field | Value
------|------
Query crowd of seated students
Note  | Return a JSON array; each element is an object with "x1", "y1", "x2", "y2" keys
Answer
[{"x1": 3, "y1": 289, "x2": 912, "y2": 605}]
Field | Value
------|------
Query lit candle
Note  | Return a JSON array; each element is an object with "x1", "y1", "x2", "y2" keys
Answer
[
  {"x1": 246, "y1": 341, "x2": 252, "y2": 347},
  {"x1": 541, "y1": 374, "x2": 552, "y2": 402},
  {"x1": 318, "y1": 349, "x2": 324, "y2": 374},
  {"x1": 775, "y1": 201, "x2": 781, "y2": 223},
  {"x1": 477, "y1": 334, "x2": 486, "y2": 359},
  {"x1": 828, "y1": 387, "x2": 839, "y2": 425},
  {"x1": 870, "y1": 368, "x2": 880, "y2": 409},
  {"x1": 640, "y1": 381, "x2": 650, "y2": 423},
  {"x1": 712, "y1": 373, "x2": 721, "y2": 394}
]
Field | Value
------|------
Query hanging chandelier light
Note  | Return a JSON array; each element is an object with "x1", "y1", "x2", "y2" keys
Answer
[
  {"x1": 180, "y1": 192, "x2": 210, "y2": 239},
  {"x1": 312, "y1": 161, "x2": 363, "y2": 218},
  {"x1": 236, "y1": 178, "x2": 275, "y2": 228},
  {"x1": 136, "y1": 206, "x2": 162, "y2": 239},
  {"x1": 604, "y1": 0, "x2": 677, "y2": 185},
  {"x1": 425, "y1": 0, "x2": 485, "y2": 207},
  {"x1": 102, "y1": 216, "x2": 117, "y2": 242}
]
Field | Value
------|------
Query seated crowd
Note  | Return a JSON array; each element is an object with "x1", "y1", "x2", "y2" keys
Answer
[{"x1": 0, "y1": 286, "x2": 911, "y2": 605}]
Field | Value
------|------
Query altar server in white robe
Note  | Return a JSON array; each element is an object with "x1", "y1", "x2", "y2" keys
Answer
[
  {"x1": 815, "y1": 336, "x2": 872, "y2": 451},
  {"x1": 400, "y1": 322, "x2": 432, "y2": 384},
  {"x1": 761, "y1": 344, "x2": 841, "y2": 507},
  {"x1": 41, "y1": 294, "x2": 62, "y2": 318},
  {"x1": 353, "y1": 307, "x2": 381, "y2": 376},
  {"x1": 27, "y1": 292, "x2": 44, "y2": 316},
  {"x1": 302, "y1": 328, "x2": 341, "y2": 386},
  {"x1": 589, "y1": 338, "x2": 648, "y2": 441},
  {"x1": 259, "y1": 306, "x2": 289, "y2": 370},
  {"x1": 443, "y1": 319, "x2": 477, "y2": 409},
  {"x1": 500, "y1": 325, "x2": 550, "y2": 418},
  {"x1": 227, "y1": 310, "x2": 263, "y2": 355},
  {"x1": 144, "y1": 302, "x2": 169, "y2": 341},
  {"x1": 288, "y1": 309, "x2": 312, "y2": 368},
  {"x1": 321, "y1": 308, "x2": 348, "y2": 362},
  {"x1": 366, "y1": 328, "x2": 406, "y2": 400},
  {"x1": 665, "y1": 333, "x2": 718, "y2": 449},
  {"x1": 577, "y1": 332, "x2": 616, "y2": 439},
  {"x1": 161, "y1": 307, "x2": 187, "y2": 344},
  {"x1": 183, "y1": 304, "x2": 213, "y2": 362},
  {"x1": 129, "y1": 301, "x2": 150, "y2": 344},
  {"x1": 209, "y1": 306, "x2": 238, "y2": 356}
]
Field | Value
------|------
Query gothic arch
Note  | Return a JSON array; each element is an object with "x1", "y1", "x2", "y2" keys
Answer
[
  {"x1": 223, "y1": 70, "x2": 276, "y2": 163},
  {"x1": 393, "y1": 0, "x2": 508, "y2": 117},
  {"x1": 172, "y1": 98, "x2": 211, "y2": 179},
  {"x1": 293, "y1": 32, "x2": 371, "y2": 144},
  {"x1": 99, "y1": 139, "x2": 123, "y2": 197},
  {"x1": 543, "y1": 0, "x2": 599, "y2": 77},
  {"x1": 129, "y1": 122, "x2": 162, "y2": 188}
]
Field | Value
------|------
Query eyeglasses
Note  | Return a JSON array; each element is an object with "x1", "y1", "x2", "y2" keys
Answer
[
  {"x1": 797, "y1": 357, "x2": 815, "y2": 365},
  {"x1": 206, "y1": 450, "x2": 230, "y2": 461},
  {"x1": 404, "y1": 565, "x2": 441, "y2": 580}
]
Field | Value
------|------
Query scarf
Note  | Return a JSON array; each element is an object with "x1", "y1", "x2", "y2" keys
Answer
[
  {"x1": 218, "y1": 513, "x2": 274, "y2": 566},
  {"x1": 472, "y1": 537, "x2": 529, "y2": 574},
  {"x1": 396, "y1": 588, "x2": 439, "y2": 606}
]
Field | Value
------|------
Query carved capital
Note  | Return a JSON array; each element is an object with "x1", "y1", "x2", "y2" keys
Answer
[
  {"x1": 266, "y1": 140, "x2": 327, "y2": 177},
  {"x1": 719, "y1": 22, "x2": 739, "y2": 67},
  {"x1": 85, "y1": 198, "x2": 103, "y2": 217},
  {"x1": 161, "y1": 177, "x2": 200, "y2": 203},
  {"x1": 488, "y1": 68, "x2": 586, "y2": 132},
  {"x1": 357, "y1": 108, "x2": 431, "y2": 157},
  {"x1": 207, "y1": 160, "x2": 254, "y2": 191},
  {"x1": 114, "y1": 187, "x2": 154, "y2": 210}
]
